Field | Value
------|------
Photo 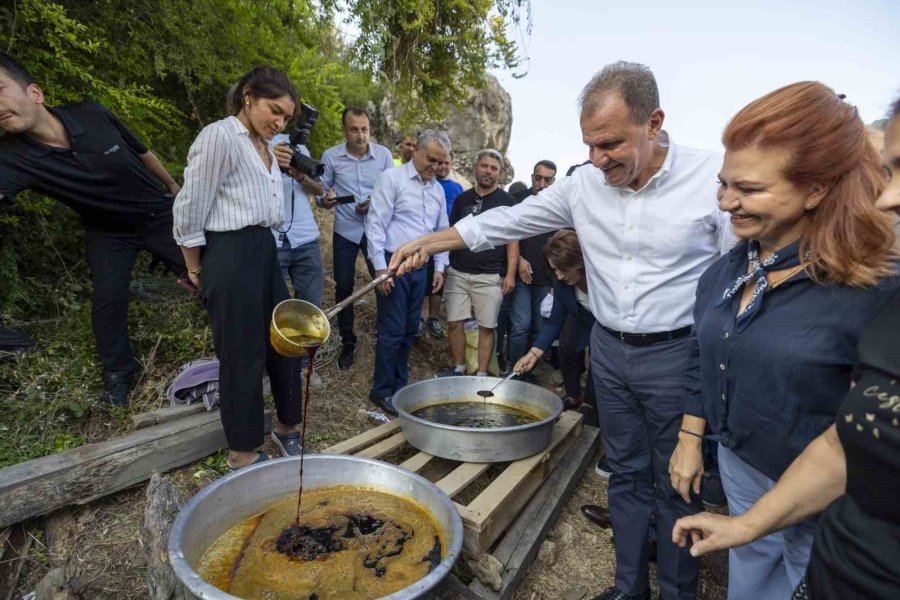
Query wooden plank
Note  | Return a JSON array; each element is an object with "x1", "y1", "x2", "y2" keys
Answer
[
  {"x1": 469, "y1": 425, "x2": 600, "y2": 600},
  {"x1": 461, "y1": 412, "x2": 583, "y2": 556},
  {"x1": 398, "y1": 451, "x2": 434, "y2": 473},
  {"x1": 0, "y1": 410, "x2": 270, "y2": 528},
  {"x1": 435, "y1": 463, "x2": 491, "y2": 498},
  {"x1": 355, "y1": 432, "x2": 407, "y2": 459},
  {"x1": 466, "y1": 411, "x2": 582, "y2": 523},
  {"x1": 323, "y1": 419, "x2": 401, "y2": 455},
  {"x1": 131, "y1": 403, "x2": 208, "y2": 430}
]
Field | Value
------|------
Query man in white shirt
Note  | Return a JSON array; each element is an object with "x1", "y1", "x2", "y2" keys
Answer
[
  {"x1": 388, "y1": 62, "x2": 735, "y2": 600},
  {"x1": 364, "y1": 130, "x2": 450, "y2": 415}
]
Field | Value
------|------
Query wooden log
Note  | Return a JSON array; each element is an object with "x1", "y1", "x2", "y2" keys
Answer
[
  {"x1": 43, "y1": 507, "x2": 78, "y2": 569},
  {"x1": 0, "y1": 410, "x2": 270, "y2": 529},
  {"x1": 140, "y1": 474, "x2": 188, "y2": 600},
  {"x1": 131, "y1": 404, "x2": 208, "y2": 431}
]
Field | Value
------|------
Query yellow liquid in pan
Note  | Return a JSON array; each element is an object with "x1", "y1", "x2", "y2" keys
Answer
[{"x1": 196, "y1": 486, "x2": 445, "y2": 600}]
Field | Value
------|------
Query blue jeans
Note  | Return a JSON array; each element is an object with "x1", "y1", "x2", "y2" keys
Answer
[
  {"x1": 278, "y1": 238, "x2": 324, "y2": 369},
  {"x1": 719, "y1": 446, "x2": 816, "y2": 600},
  {"x1": 370, "y1": 253, "x2": 426, "y2": 399},
  {"x1": 278, "y1": 239, "x2": 324, "y2": 307},
  {"x1": 591, "y1": 325, "x2": 702, "y2": 599},
  {"x1": 508, "y1": 282, "x2": 550, "y2": 365},
  {"x1": 333, "y1": 232, "x2": 372, "y2": 345}
]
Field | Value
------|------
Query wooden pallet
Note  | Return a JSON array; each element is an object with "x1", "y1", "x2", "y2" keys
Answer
[{"x1": 324, "y1": 410, "x2": 587, "y2": 558}]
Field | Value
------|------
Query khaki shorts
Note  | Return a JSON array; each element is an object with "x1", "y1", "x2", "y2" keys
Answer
[{"x1": 443, "y1": 267, "x2": 503, "y2": 328}]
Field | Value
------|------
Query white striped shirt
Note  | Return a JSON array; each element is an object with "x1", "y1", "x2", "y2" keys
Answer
[{"x1": 173, "y1": 116, "x2": 284, "y2": 247}]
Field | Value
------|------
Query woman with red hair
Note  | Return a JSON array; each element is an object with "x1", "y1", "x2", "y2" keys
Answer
[{"x1": 668, "y1": 83, "x2": 898, "y2": 599}]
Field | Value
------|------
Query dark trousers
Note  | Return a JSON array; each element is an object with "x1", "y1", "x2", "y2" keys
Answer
[
  {"x1": 370, "y1": 253, "x2": 426, "y2": 399},
  {"x1": 202, "y1": 227, "x2": 302, "y2": 451},
  {"x1": 559, "y1": 313, "x2": 584, "y2": 398},
  {"x1": 590, "y1": 324, "x2": 702, "y2": 600},
  {"x1": 333, "y1": 231, "x2": 372, "y2": 346},
  {"x1": 495, "y1": 292, "x2": 513, "y2": 359},
  {"x1": 84, "y1": 212, "x2": 185, "y2": 376}
]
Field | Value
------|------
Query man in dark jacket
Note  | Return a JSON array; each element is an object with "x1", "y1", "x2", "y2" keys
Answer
[{"x1": 0, "y1": 54, "x2": 185, "y2": 406}]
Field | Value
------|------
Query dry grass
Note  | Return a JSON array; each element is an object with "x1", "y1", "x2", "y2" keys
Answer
[{"x1": 8, "y1": 203, "x2": 728, "y2": 599}]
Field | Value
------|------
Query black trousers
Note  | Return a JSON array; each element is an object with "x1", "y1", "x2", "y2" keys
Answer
[
  {"x1": 559, "y1": 313, "x2": 584, "y2": 398},
  {"x1": 84, "y1": 212, "x2": 185, "y2": 375},
  {"x1": 202, "y1": 226, "x2": 302, "y2": 451}
]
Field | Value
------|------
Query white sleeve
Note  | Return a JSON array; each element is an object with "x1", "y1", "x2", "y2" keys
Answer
[
  {"x1": 173, "y1": 124, "x2": 232, "y2": 247},
  {"x1": 455, "y1": 178, "x2": 575, "y2": 251}
]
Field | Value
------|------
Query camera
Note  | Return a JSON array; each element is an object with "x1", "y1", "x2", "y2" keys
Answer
[{"x1": 282, "y1": 103, "x2": 325, "y2": 178}]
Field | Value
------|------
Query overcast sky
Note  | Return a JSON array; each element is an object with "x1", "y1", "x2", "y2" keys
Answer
[{"x1": 494, "y1": 0, "x2": 900, "y2": 183}]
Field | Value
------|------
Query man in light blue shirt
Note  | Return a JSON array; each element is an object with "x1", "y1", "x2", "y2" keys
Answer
[
  {"x1": 271, "y1": 135, "x2": 325, "y2": 304},
  {"x1": 364, "y1": 130, "x2": 450, "y2": 414},
  {"x1": 270, "y1": 136, "x2": 326, "y2": 389},
  {"x1": 318, "y1": 107, "x2": 394, "y2": 370}
]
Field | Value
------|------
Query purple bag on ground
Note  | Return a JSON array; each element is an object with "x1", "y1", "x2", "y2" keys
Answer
[{"x1": 165, "y1": 357, "x2": 220, "y2": 411}]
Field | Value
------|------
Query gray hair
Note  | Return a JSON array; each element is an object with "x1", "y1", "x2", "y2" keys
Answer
[
  {"x1": 416, "y1": 129, "x2": 452, "y2": 153},
  {"x1": 578, "y1": 61, "x2": 660, "y2": 123},
  {"x1": 475, "y1": 148, "x2": 503, "y2": 165}
]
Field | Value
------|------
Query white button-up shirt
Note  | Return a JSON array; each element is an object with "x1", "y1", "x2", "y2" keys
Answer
[
  {"x1": 366, "y1": 161, "x2": 449, "y2": 272},
  {"x1": 456, "y1": 138, "x2": 736, "y2": 333},
  {"x1": 173, "y1": 116, "x2": 284, "y2": 247}
]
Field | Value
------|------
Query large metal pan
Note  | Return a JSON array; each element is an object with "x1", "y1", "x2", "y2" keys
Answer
[
  {"x1": 168, "y1": 454, "x2": 464, "y2": 600},
  {"x1": 393, "y1": 376, "x2": 563, "y2": 463}
]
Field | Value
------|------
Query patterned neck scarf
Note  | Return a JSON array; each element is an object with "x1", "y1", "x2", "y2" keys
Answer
[{"x1": 716, "y1": 240, "x2": 803, "y2": 332}]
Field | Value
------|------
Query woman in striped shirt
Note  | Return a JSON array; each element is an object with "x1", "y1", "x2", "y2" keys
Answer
[{"x1": 173, "y1": 66, "x2": 303, "y2": 470}]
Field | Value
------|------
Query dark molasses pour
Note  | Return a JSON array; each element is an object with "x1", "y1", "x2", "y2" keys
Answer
[{"x1": 295, "y1": 345, "x2": 319, "y2": 524}]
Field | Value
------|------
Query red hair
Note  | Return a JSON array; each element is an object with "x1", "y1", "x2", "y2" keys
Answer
[{"x1": 723, "y1": 82, "x2": 896, "y2": 287}]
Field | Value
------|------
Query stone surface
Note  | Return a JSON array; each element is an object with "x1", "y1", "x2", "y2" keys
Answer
[
  {"x1": 371, "y1": 74, "x2": 514, "y2": 185},
  {"x1": 468, "y1": 552, "x2": 504, "y2": 592}
]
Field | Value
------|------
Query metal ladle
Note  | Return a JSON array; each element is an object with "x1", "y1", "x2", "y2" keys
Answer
[
  {"x1": 476, "y1": 370, "x2": 519, "y2": 399},
  {"x1": 271, "y1": 271, "x2": 394, "y2": 357}
]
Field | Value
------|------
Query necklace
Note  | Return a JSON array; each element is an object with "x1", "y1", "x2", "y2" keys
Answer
[
  {"x1": 767, "y1": 264, "x2": 806, "y2": 289},
  {"x1": 250, "y1": 135, "x2": 271, "y2": 169}
]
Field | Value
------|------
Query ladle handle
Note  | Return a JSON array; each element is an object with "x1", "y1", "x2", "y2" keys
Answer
[{"x1": 323, "y1": 270, "x2": 394, "y2": 319}]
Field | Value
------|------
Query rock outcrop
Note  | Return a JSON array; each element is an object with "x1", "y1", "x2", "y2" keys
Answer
[{"x1": 371, "y1": 74, "x2": 514, "y2": 186}]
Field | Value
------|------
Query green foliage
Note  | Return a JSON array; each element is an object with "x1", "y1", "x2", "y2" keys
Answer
[
  {"x1": 345, "y1": 0, "x2": 530, "y2": 121},
  {"x1": 0, "y1": 0, "x2": 529, "y2": 465},
  {"x1": 0, "y1": 295, "x2": 210, "y2": 468}
]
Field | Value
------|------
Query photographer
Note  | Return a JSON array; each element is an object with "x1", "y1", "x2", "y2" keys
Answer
[
  {"x1": 318, "y1": 107, "x2": 394, "y2": 370},
  {"x1": 0, "y1": 53, "x2": 186, "y2": 407},
  {"x1": 173, "y1": 65, "x2": 303, "y2": 470},
  {"x1": 270, "y1": 115, "x2": 325, "y2": 385}
]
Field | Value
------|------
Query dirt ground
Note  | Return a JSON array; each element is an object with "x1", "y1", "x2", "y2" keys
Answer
[{"x1": 6, "y1": 205, "x2": 729, "y2": 600}]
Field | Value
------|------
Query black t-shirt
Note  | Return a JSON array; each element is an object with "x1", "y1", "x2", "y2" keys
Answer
[
  {"x1": 511, "y1": 187, "x2": 554, "y2": 288},
  {"x1": 807, "y1": 286, "x2": 900, "y2": 599},
  {"x1": 449, "y1": 188, "x2": 514, "y2": 275},
  {"x1": 0, "y1": 101, "x2": 172, "y2": 230}
]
